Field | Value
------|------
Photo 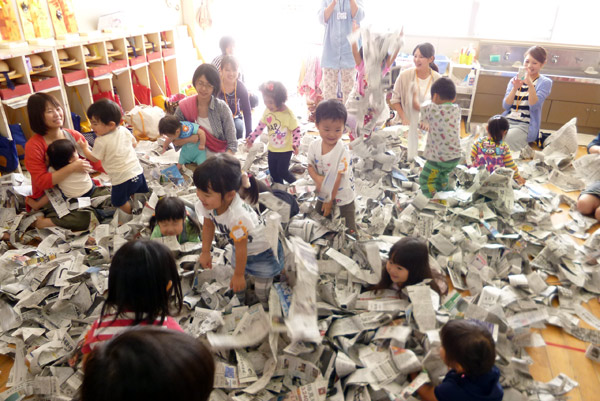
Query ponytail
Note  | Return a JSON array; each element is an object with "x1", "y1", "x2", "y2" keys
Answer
[
  {"x1": 239, "y1": 172, "x2": 259, "y2": 205},
  {"x1": 429, "y1": 61, "x2": 439, "y2": 72}
]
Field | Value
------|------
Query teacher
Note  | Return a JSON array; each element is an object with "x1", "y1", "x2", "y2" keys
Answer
[
  {"x1": 24, "y1": 93, "x2": 104, "y2": 230},
  {"x1": 174, "y1": 64, "x2": 237, "y2": 154},
  {"x1": 319, "y1": 0, "x2": 364, "y2": 104},
  {"x1": 502, "y1": 46, "x2": 552, "y2": 152}
]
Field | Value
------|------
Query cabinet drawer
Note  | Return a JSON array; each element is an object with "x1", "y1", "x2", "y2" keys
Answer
[
  {"x1": 586, "y1": 107, "x2": 600, "y2": 128},
  {"x1": 547, "y1": 100, "x2": 590, "y2": 125},
  {"x1": 476, "y1": 75, "x2": 510, "y2": 95},
  {"x1": 472, "y1": 93, "x2": 505, "y2": 117}
]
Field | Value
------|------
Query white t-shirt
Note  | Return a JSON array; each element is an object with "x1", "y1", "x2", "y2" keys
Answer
[
  {"x1": 307, "y1": 138, "x2": 355, "y2": 206},
  {"x1": 195, "y1": 194, "x2": 270, "y2": 256},
  {"x1": 91, "y1": 126, "x2": 143, "y2": 185},
  {"x1": 420, "y1": 102, "x2": 462, "y2": 162},
  {"x1": 49, "y1": 167, "x2": 93, "y2": 198}
]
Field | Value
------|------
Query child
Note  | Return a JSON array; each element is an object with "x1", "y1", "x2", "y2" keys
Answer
[
  {"x1": 78, "y1": 99, "x2": 148, "y2": 214},
  {"x1": 26, "y1": 139, "x2": 109, "y2": 216},
  {"x1": 414, "y1": 319, "x2": 504, "y2": 401},
  {"x1": 471, "y1": 115, "x2": 526, "y2": 185},
  {"x1": 307, "y1": 99, "x2": 357, "y2": 234},
  {"x1": 149, "y1": 196, "x2": 201, "y2": 244},
  {"x1": 418, "y1": 77, "x2": 462, "y2": 198},
  {"x1": 194, "y1": 154, "x2": 284, "y2": 307},
  {"x1": 370, "y1": 237, "x2": 443, "y2": 295},
  {"x1": 246, "y1": 81, "x2": 302, "y2": 185},
  {"x1": 159, "y1": 115, "x2": 207, "y2": 168},
  {"x1": 239, "y1": 173, "x2": 300, "y2": 220},
  {"x1": 81, "y1": 239, "x2": 184, "y2": 355},
  {"x1": 81, "y1": 327, "x2": 215, "y2": 401}
]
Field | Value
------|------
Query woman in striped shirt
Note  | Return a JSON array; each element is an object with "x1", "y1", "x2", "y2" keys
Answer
[{"x1": 501, "y1": 46, "x2": 553, "y2": 152}]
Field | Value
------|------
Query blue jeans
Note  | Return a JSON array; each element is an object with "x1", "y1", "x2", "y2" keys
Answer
[
  {"x1": 234, "y1": 116, "x2": 245, "y2": 139},
  {"x1": 233, "y1": 240, "x2": 284, "y2": 279}
]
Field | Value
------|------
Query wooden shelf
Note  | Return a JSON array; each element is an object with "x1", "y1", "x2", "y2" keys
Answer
[
  {"x1": 85, "y1": 56, "x2": 102, "y2": 63},
  {"x1": 107, "y1": 51, "x2": 123, "y2": 57},
  {"x1": 59, "y1": 60, "x2": 81, "y2": 68},
  {"x1": 29, "y1": 66, "x2": 53, "y2": 75},
  {"x1": 0, "y1": 72, "x2": 24, "y2": 83}
]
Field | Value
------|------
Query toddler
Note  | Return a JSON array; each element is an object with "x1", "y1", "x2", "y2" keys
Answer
[
  {"x1": 415, "y1": 319, "x2": 504, "y2": 401},
  {"x1": 159, "y1": 115, "x2": 207, "y2": 168},
  {"x1": 307, "y1": 99, "x2": 357, "y2": 234},
  {"x1": 194, "y1": 154, "x2": 284, "y2": 307},
  {"x1": 246, "y1": 81, "x2": 302, "y2": 185},
  {"x1": 471, "y1": 115, "x2": 526, "y2": 185},
  {"x1": 418, "y1": 77, "x2": 462, "y2": 198},
  {"x1": 149, "y1": 196, "x2": 201, "y2": 244},
  {"x1": 78, "y1": 99, "x2": 148, "y2": 214}
]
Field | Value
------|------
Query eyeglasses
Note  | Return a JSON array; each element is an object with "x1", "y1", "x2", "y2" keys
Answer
[{"x1": 196, "y1": 81, "x2": 214, "y2": 90}]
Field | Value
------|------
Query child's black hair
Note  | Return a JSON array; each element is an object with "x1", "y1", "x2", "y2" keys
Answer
[
  {"x1": 192, "y1": 63, "x2": 221, "y2": 94},
  {"x1": 101, "y1": 239, "x2": 183, "y2": 325},
  {"x1": 87, "y1": 98, "x2": 122, "y2": 126},
  {"x1": 431, "y1": 77, "x2": 456, "y2": 102},
  {"x1": 219, "y1": 36, "x2": 235, "y2": 55},
  {"x1": 315, "y1": 99, "x2": 348, "y2": 125},
  {"x1": 149, "y1": 196, "x2": 201, "y2": 236},
  {"x1": 193, "y1": 154, "x2": 258, "y2": 202},
  {"x1": 370, "y1": 237, "x2": 441, "y2": 294},
  {"x1": 487, "y1": 115, "x2": 510, "y2": 144},
  {"x1": 259, "y1": 81, "x2": 287, "y2": 107},
  {"x1": 413, "y1": 42, "x2": 439, "y2": 72},
  {"x1": 81, "y1": 327, "x2": 215, "y2": 401},
  {"x1": 220, "y1": 55, "x2": 239, "y2": 71},
  {"x1": 158, "y1": 115, "x2": 181, "y2": 136},
  {"x1": 238, "y1": 172, "x2": 261, "y2": 205},
  {"x1": 441, "y1": 319, "x2": 496, "y2": 377},
  {"x1": 46, "y1": 139, "x2": 76, "y2": 170}
]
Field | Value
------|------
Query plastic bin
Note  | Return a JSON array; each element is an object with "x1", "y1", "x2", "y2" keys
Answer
[{"x1": 435, "y1": 55, "x2": 450, "y2": 74}]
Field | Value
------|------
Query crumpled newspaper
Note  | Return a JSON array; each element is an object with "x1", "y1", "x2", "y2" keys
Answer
[{"x1": 0, "y1": 120, "x2": 596, "y2": 401}]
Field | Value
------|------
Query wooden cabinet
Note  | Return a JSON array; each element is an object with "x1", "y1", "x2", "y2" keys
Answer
[
  {"x1": 0, "y1": 29, "x2": 180, "y2": 149},
  {"x1": 548, "y1": 101, "x2": 600, "y2": 129}
]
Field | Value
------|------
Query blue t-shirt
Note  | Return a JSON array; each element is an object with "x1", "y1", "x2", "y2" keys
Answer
[
  {"x1": 179, "y1": 121, "x2": 200, "y2": 139},
  {"x1": 434, "y1": 366, "x2": 503, "y2": 401}
]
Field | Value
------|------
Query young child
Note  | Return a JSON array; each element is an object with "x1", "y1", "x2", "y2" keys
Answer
[
  {"x1": 78, "y1": 99, "x2": 148, "y2": 214},
  {"x1": 149, "y1": 196, "x2": 201, "y2": 244},
  {"x1": 307, "y1": 99, "x2": 357, "y2": 234},
  {"x1": 471, "y1": 115, "x2": 526, "y2": 185},
  {"x1": 415, "y1": 319, "x2": 504, "y2": 401},
  {"x1": 418, "y1": 77, "x2": 462, "y2": 198},
  {"x1": 26, "y1": 139, "x2": 108, "y2": 214},
  {"x1": 81, "y1": 327, "x2": 215, "y2": 401},
  {"x1": 246, "y1": 81, "x2": 302, "y2": 185},
  {"x1": 81, "y1": 239, "x2": 184, "y2": 355},
  {"x1": 370, "y1": 237, "x2": 442, "y2": 295},
  {"x1": 159, "y1": 115, "x2": 207, "y2": 168},
  {"x1": 194, "y1": 154, "x2": 284, "y2": 307}
]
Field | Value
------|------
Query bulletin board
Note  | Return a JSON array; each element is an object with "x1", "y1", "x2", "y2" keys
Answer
[{"x1": 0, "y1": 0, "x2": 23, "y2": 41}]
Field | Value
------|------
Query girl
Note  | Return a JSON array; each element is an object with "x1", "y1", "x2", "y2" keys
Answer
[
  {"x1": 414, "y1": 320, "x2": 504, "y2": 401},
  {"x1": 246, "y1": 81, "x2": 302, "y2": 185},
  {"x1": 194, "y1": 154, "x2": 284, "y2": 307},
  {"x1": 217, "y1": 55, "x2": 252, "y2": 139},
  {"x1": 370, "y1": 237, "x2": 443, "y2": 295},
  {"x1": 149, "y1": 196, "x2": 202, "y2": 244},
  {"x1": 345, "y1": 25, "x2": 400, "y2": 139},
  {"x1": 81, "y1": 239, "x2": 184, "y2": 355},
  {"x1": 471, "y1": 115, "x2": 526, "y2": 186}
]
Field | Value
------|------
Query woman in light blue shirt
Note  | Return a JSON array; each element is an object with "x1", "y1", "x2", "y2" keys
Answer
[{"x1": 319, "y1": 0, "x2": 364, "y2": 104}]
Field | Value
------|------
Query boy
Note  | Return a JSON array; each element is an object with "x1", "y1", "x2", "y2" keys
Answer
[
  {"x1": 159, "y1": 115, "x2": 207, "y2": 168},
  {"x1": 418, "y1": 77, "x2": 462, "y2": 198},
  {"x1": 307, "y1": 99, "x2": 357, "y2": 234},
  {"x1": 414, "y1": 319, "x2": 503, "y2": 401},
  {"x1": 78, "y1": 99, "x2": 148, "y2": 214}
]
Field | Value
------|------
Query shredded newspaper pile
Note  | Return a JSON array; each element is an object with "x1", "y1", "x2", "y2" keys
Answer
[{"x1": 0, "y1": 116, "x2": 598, "y2": 401}]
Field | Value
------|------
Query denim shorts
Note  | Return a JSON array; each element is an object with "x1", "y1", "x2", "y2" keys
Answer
[
  {"x1": 111, "y1": 173, "x2": 149, "y2": 207},
  {"x1": 233, "y1": 240, "x2": 284, "y2": 279}
]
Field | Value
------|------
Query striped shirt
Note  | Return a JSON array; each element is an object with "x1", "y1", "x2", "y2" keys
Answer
[
  {"x1": 470, "y1": 137, "x2": 521, "y2": 179},
  {"x1": 508, "y1": 78, "x2": 539, "y2": 123},
  {"x1": 81, "y1": 312, "x2": 183, "y2": 354}
]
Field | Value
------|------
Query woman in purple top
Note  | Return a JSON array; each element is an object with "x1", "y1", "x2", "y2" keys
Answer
[{"x1": 217, "y1": 56, "x2": 252, "y2": 140}]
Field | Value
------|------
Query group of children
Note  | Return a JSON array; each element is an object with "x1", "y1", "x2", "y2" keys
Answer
[{"x1": 24, "y1": 67, "x2": 517, "y2": 400}]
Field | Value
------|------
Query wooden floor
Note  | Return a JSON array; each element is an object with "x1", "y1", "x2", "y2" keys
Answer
[{"x1": 1, "y1": 132, "x2": 599, "y2": 399}]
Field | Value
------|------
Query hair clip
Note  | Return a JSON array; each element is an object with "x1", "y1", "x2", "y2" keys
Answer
[
  {"x1": 267, "y1": 83, "x2": 274, "y2": 91},
  {"x1": 241, "y1": 171, "x2": 251, "y2": 189},
  {"x1": 491, "y1": 115, "x2": 503, "y2": 120}
]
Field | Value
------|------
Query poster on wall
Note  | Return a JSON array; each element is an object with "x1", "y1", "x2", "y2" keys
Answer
[
  {"x1": 17, "y1": 0, "x2": 53, "y2": 41},
  {"x1": 47, "y1": 0, "x2": 78, "y2": 37},
  {"x1": 0, "y1": 0, "x2": 23, "y2": 41}
]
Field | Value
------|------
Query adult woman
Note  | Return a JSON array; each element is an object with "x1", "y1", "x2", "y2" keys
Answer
[
  {"x1": 501, "y1": 46, "x2": 552, "y2": 152},
  {"x1": 390, "y1": 43, "x2": 441, "y2": 126},
  {"x1": 217, "y1": 56, "x2": 252, "y2": 139},
  {"x1": 174, "y1": 64, "x2": 237, "y2": 154},
  {"x1": 24, "y1": 93, "x2": 104, "y2": 230}
]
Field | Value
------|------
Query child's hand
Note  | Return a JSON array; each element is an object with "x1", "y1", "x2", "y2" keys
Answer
[
  {"x1": 321, "y1": 200, "x2": 333, "y2": 217},
  {"x1": 198, "y1": 143, "x2": 205, "y2": 151},
  {"x1": 70, "y1": 158, "x2": 92, "y2": 174},
  {"x1": 419, "y1": 121, "x2": 429, "y2": 132},
  {"x1": 246, "y1": 141, "x2": 253, "y2": 152},
  {"x1": 199, "y1": 251, "x2": 212, "y2": 269},
  {"x1": 292, "y1": 145, "x2": 299, "y2": 155},
  {"x1": 230, "y1": 273, "x2": 246, "y2": 293},
  {"x1": 77, "y1": 137, "x2": 89, "y2": 150},
  {"x1": 516, "y1": 176, "x2": 526, "y2": 186}
]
